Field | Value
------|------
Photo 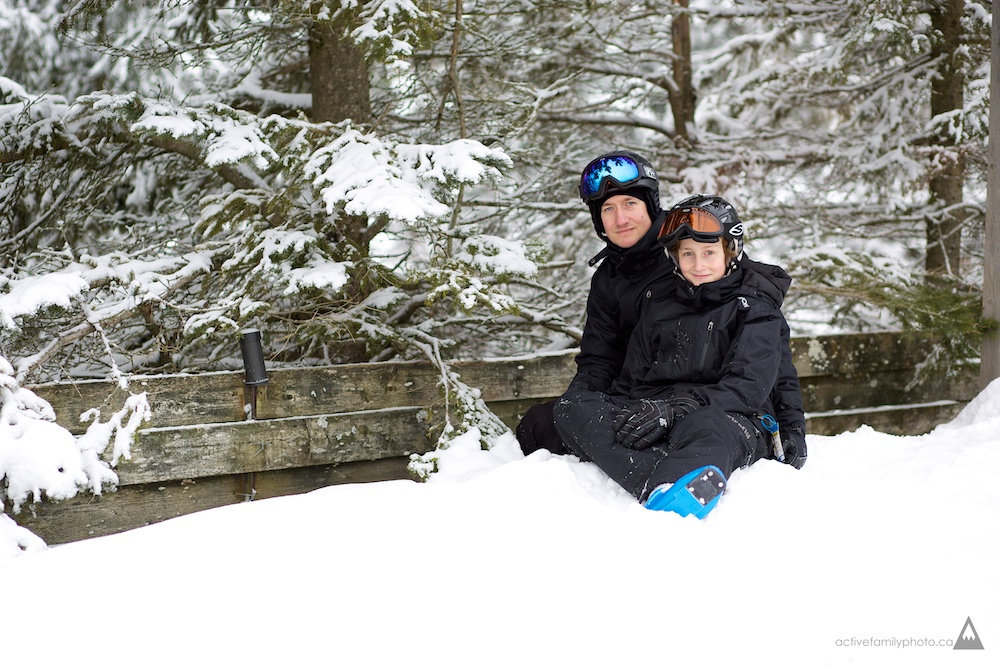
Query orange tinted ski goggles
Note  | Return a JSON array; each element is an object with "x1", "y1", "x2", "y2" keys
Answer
[{"x1": 658, "y1": 207, "x2": 724, "y2": 247}]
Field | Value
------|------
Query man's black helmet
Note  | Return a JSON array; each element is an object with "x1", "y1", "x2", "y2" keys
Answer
[
  {"x1": 658, "y1": 194, "x2": 745, "y2": 264},
  {"x1": 579, "y1": 151, "x2": 661, "y2": 239}
]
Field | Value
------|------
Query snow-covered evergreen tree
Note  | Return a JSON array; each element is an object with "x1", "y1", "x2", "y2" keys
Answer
[
  {"x1": 0, "y1": 0, "x2": 556, "y2": 480},
  {"x1": 1, "y1": 0, "x2": 993, "y2": 454}
]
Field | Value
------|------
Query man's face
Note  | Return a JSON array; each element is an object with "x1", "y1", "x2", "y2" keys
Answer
[{"x1": 600, "y1": 194, "x2": 652, "y2": 249}]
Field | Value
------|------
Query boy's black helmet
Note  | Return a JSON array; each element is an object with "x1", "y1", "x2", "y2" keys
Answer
[
  {"x1": 658, "y1": 194, "x2": 745, "y2": 262},
  {"x1": 579, "y1": 151, "x2": 661, "y2": 239}
]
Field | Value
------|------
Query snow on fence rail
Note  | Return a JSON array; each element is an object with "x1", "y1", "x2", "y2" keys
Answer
[{"x1": 12, "y1": 331, "x2": 979, "y2": 544}]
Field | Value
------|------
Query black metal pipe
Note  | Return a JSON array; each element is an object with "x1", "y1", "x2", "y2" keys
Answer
[{"x1": 239, "y1": 329, "x2": 269, "y2": 386}]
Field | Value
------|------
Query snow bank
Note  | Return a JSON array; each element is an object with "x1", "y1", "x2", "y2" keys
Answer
[{"x1": 2, "y1": 381, "x2": 997, "y2": 666}]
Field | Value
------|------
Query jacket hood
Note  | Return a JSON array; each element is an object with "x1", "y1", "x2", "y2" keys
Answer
[{"x1": 741, "y1": 256, "x2": 792, "y2": 302}]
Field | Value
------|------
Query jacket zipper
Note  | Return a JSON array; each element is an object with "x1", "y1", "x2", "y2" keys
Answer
[{"x1": 699, "y1": 320, "x2": 715, "y2": 369}]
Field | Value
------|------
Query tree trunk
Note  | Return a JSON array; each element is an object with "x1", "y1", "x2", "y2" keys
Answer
[
  {"x1": 982, "y1": 0, "x2": 1000, "y2": 388},
  {"x1": 309, "y1": 20, "x2": 372, "y2": 124},
  {"x1": 308, "y1": 16, "x2": 374, "y2": 362},
  {"x1": 926, "y1": 0, "x2": 965, "y2": 278},
  {"x1": 669, "y1": 0, "x2": 694, "y2": 141}
]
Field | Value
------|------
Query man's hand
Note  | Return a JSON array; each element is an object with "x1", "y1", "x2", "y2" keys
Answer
[{"x1": 782, "y1": 425, "x2": 807, "y2": 469}]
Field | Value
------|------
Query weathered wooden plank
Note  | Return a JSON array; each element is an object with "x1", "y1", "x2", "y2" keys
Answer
[
  {"x1": 116, "y1": 407, "x2": 435, "y2": 485},
  {"x1": 8, "y1": 474, "x2": 243, "y2": 545},
  {"x1": 10, "y1": 458, "x2": 415, "y2": 545},
  {"x1": 261, "y1": 352, "x2": 580, "y2": 415},
  {"x1": 806, "y1": 401, "x2": 966, "y2": 437},
  {"x1": 28, "y1": 363, "x2": 451, "y2": 433},
  {"x1": 789, "y1": 332, "x2": 958, "y2": 378},
  {"x1": 31, "y1": 372, "x2": 248, "y2": 433},
  {"x1": 28, "y1": 354, "x2": 579, "y2": 433},
  {"x1": 250, "y1": 458, "x2": 412, "y2": 500},
  {"x1": 456, "y1": 352, "x2": 579, "y2": 401},
  {"x1": 258, "y1": 362, "x2": 444, "y2": 419},
  {"x1": 797, "y1": 365, "x2": 979, "y2": 412}
]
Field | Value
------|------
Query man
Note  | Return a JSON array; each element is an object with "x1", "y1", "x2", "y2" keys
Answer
[{"x1": 516, "y1": 151, "x2": 675, "y2": 455}]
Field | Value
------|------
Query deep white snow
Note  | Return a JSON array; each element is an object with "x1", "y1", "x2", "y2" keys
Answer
[{"x1": 2, "y1": 381, "x2": 998, "y2": 666}]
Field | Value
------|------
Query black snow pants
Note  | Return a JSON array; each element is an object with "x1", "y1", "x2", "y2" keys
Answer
[{"x1": 552, "y1": 389, "x2": 770, "y2": 503}]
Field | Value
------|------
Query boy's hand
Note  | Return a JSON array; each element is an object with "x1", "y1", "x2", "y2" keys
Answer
[{"x1": 613, "y1": 400, "x2": 676, "y2": 449}]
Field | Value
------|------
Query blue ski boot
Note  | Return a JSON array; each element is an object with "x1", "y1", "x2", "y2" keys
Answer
[{"x1": 643, "y1": 465, "x2": 726, "y2": 519}]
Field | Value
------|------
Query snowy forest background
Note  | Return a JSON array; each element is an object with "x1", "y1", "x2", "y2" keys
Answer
[{"x1": 0, "y1": 1, "x2": 995, "y2": 482}]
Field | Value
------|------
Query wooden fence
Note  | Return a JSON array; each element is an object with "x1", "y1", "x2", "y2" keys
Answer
[{"x1": 11, "y1": 331, "x2": 980, "y2": 545}]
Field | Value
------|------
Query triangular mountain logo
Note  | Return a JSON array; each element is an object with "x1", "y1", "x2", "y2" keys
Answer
[{"x1": 954, "y1": 617, "x2": 984, "y2": 650}]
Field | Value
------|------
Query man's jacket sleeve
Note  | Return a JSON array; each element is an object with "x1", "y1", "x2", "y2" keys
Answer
[{"x1": 568, "y1": 270, "x2": 628, "y2": 393}]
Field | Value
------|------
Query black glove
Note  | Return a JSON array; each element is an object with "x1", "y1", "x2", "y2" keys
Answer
[
  {"x1": 669, "y1": 396, "x2": 701, "y2": 419},
  {"x1": 781, "y1": 425, "x2": 807, "y2": 470},
  {"x1": 613, "y1": 399, "x2": 676, "y2": 450}
]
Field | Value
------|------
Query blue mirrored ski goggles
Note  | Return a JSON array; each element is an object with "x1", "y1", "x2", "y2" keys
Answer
[{"x1": 579, "y1": 155, "x2": 643, "y2": 201}]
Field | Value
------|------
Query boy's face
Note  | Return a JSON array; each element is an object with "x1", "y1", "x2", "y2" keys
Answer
[
  {"x1": 600, "y1": 194, "x2": 652, "y2": 249},
  {"x1": 676, "y1": 237, "x2": 727, "y2": 285}
]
